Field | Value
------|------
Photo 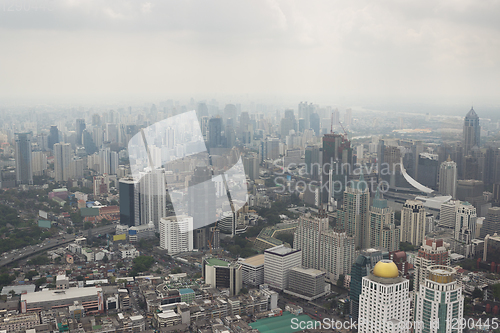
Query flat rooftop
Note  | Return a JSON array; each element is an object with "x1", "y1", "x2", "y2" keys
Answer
[
  {"x1": 21, "y1": 287, "x2": 102, "y2": 303},
  {"x1": 265, "y1": 245, "x2": 299, "y2": 256},
  {"x1": 290, "y1": 266, "x2": 325, "y2": 277},
  {"x1": 205, "y1": 258, "x2": 230, "y2": 267},
  {"x1": 241, "y1": 254, "x2": 264, "y2": 267}
]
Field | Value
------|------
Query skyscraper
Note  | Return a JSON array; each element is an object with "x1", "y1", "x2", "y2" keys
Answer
[
  {"x1": 349, "y1": 248, "x2": 387, "y2": 321},
  {"x1": 48, "y1": 125, "x2": 59, "y2": 150},
  {"x1": 76, "y1": 119, "x2": 86, "y2": 145},
  {"x1": 159, "y1": 215, "x2": 194, "y2": 254},
  {"x1": 480, "y1": 207, "x2": 500, "y2": 238},
  {"x1": 264, "y1": 245, "x2": 302, "y2": 291},
  {"x1": 400, "y1": 200, "x2": 426, "y2": 246},
  {"x1": 119, "y1": 177, "x2": 141, "y2": 227},
  {"x1": 31, "y1": 151, "x2": 47, "y2": 176},
  {"x1": 439, "y1": 158, "x2": 457, "y2": 198},
  {"x1": 187, "y1": 166, "x2": 216, "y2": 231},
  {"x1": 463, "y1": 107, "x2": 480, "y2": 156},
  {"x1": 15, "y1": 132, "x2": 33, "y2": 185},
  {"x1": 322, "y1": 133, "x2": 353, "y2": 203},
  {"x1": 358, "y1": 260, "x2": 411, "y2": 333},
  {"x1": 370, "y1": 189, "x2": 400, "y2": 252},
  {"x1": 309, "y1": 112, "x2": 320, "y2": 136},
  {"x1": 454, "y1": 201, "x2": 477, "y2": 257},
  {"x1": 413, "y1": 238, "x2": 450, "y2": 293},
  {"x1": 294, "y1": 213, "x2": 356, "y2": 282},
  {"x1": 414, "y1": 266, "x2": 463, "y2": 333},
  {"x1": 280, "y1": 109, "x2": 296, "y2": 138},
  {"x1": 208, "y1": 117, "x2": 223, "y2": 150},
  {"x1": 298, "y1": 101, "x2": 314, "y2": 129},
  {"x1": 139, "y1": 168, "x2": 167, "y2": 231},
  {"x1": 53, "y1": 143, "x2": 71, "y2": 183},
  {"x1": 337, "y1": 175, "x2": 370, "y2": 249}
]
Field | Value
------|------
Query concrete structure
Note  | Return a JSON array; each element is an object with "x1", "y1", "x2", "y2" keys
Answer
[
  {"x1": 264, "y1": 245, "x2": 301, "y2": 291},
  {"x1": 349, "y1": 248, "x2": 388, "y2": 321},
  {"x1": 400, "y1": 200, "x2": 426, "y2": 246},
  {"x1": 119, "y1": 177, "x2": 141, "y2": 227},
  {"x1": 294, "y1": 213, "x2": 355, "y2": 282},
  {"x1": 413, "y1": 238, "x2": 450, "y2": 294},
  {"x1": 439, "y1": 200, "x2": 459, "y2": 228},
  {"x1": 337, "y1": 176, "x2": 370, "y2": 249},
  {"x1": 202, "y1": 258, "x2": 242, "y2": 296},
  {"x1": 53, "y1": 143, "x2": 71, "y2": 183},
  {"x1": 55, "y1": 274, "x2": 69, "y2": 290},
  {"x1": 21, "y1": 287, "x2": 104, "y2": 314},
  {"x1": 139, "y1": 168, "x2": 167, "y2": 231},
  {"x1": 239, "y1": 254, "x2": 264, "y2": 286},
  {"x1": 439, "y1": 159, "x2": 457, "y2": 198},
  {"x1": 15, "y1": 132, "x2": 33, "y2": 185},
  {"x1": 358, "y1": 260, "x2": 411, "y2": 333},
  {"x1": 370, "y1": 189, "x2": 400, "y2": 252},
  {"x1": 480, "y1": 207, "x2": 500, "y2": 238},
  {"x1": 414, "y1": 266, "x2": 464, "y2": 333},
  {"x1": 284, "y1": 267, "x2": 327, "y2": 301},
  {"x1": 454, "y1": 201, "x2": 477, "y2": 257},
  {"x1": 159, "y1": 215, "x2": 194, "y2": 254}
]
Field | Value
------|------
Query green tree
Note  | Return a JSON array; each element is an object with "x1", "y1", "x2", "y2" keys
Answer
[
  {"x1": 25, "y1": 270, "x2": 39, "y2": 281},
  {"x1": 472, "y1": 287, "x2": 483, "y2": 299},
  {"x1": 337, "y1": 274, "x2": 345, "y2": 287}
]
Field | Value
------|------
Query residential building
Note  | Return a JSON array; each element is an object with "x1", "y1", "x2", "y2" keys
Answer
[
  {"x1": 358, "y1": 260, "x2": 411, "y2": 333},
  {"x1": 439, "y1": 158, "x2": 457, "y2": 198},
  {"x1": 413, "y1": 238, "x2": 450, "y2": 293},
  {"x1": 400, "y1": 200, "x2": 426, "y2": 246},
  {"x1": 53, "y1": 143, "x2": 71, "y2": 183},
  {"x1": 370, "y1": 189, "x2": 400, "y2": 252},
  {"x1": 159, "y1": 215, "x2": 194, "y2": 254},
  {"x1": 139, "y1": 168, "x2": 167, "y2": 231},
  {"x1": 15, "y1": 132, "x2": 33, "y2": 185}
]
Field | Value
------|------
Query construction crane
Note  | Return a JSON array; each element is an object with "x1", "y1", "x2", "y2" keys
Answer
[{"x1": 339, "y1": 121, "x2": 348, "y2": 142}]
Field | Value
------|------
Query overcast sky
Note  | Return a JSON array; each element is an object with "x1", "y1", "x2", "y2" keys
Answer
[{"x1": 1, "y1": 0, "x2": 499, "y2": 106}]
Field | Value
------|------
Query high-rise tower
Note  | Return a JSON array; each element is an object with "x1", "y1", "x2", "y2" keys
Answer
[
  {"x1": 15, "y1": 132, "x2": 33, "y2": 185},
  {"x1": 463, "y1": 107, "x2": 480, "y2": 156},
  {"x1": 439, "y1": 157, "x2": 457, "y2": 198},
  {"x1": 370, "y1": 189, "x2": 400, "y2": 252},
  {"x1": 76, "y1": 119, "x2": 86, "y2": 146},
  {"x1": 413, "y1": 238, "x2": 450, "y2": 293},
  {"x1": 139, "y1": 168, "x2": 167, "y2": 231},
  {"x1": 119, "y1": 177, "x2": 141, "y2": 227},
  {"x1": 53, "y1": 143, "x2": 71, "y2": 183},
  {"x1": 400, "y1": 200, "x2": 426, "y2": 246}
]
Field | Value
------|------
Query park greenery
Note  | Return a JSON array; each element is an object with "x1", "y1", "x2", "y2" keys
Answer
[{"x1": 129, "y1": 256, "x2": 155, "y2": 276}]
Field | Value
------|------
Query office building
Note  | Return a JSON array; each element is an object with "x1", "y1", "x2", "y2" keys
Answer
[
  {"x1": 53, "y1": 143, "x2": 71, "y2": 183},
  {"x1": 76, "y1": 118, "x2": 86, "y2": 145},
  {"x1": 400, "y1": 200, "x2": 426, "y2": 246},
  {"x1": 370, "y1": 189, "x2": 400, "y2": 252},
  {"x1": 305, "y1": 145, "x2": 321, "y2": 180},
  {"x1": 239, "y1": 254, "x2": 265, "y2": 286},
  {"x1": 309, "y1": 112, "x2": 320, "y2": 136},
  {"x1": 48, "y1": 125, "x2": 59, "y2": 150},
  {"x1": 358, "y1": 260, "x2": 411, "y2": 333},
  {"x1": 242, "y1": 154, "x2": 259, "y2": 181},
  {"x1": 463, "y1": 107, "x2": 480, "y2": 156},
  {"x1": 298, "y1": 101, "x2": 314, "y2": 129},
  {"x1": 414, "y1": 266, "x2": 464, "y2": 333},
  {"x1": 284, "y1": 267, "x2": 327, "y2": 301},
  {"x1": 159, "y1": 215, "x2": 194, "y2": 254},
  {"x1": 439, "y1": 200, "x2": 459, "y2": 228},
  {"x1": 280, "y1": 109, "x2": 296, "y2": 138},
  {"x1": 264, "y1": 245, "x2": 301, "y2": 291},
  {"x1": 413, "y1": 238, "x2": 450, "y2": 293},
  {"x1": 417, "y1": 153, "x2": 439, "y2": 189},
  {"x1": 119, "y1": 177, "x2": 141, "y2": 227},
  {"x1": 139, "y1": 168, "x2": 167, "y2": 231},
  {"x1": 202, "y1": 258, "x2": 242, "y2": 296},
  {"x1": 349, "y1": 248, "x2": 387, "y2": 321},
  {"x1": 208, "y1": 117, "x2": 223, "y2": 150},
  {"x1": 439, "y1": 158, "x2": 457, "y2": 198},
  {"x1": 187, "y1": 166, "x2": 216, "y2": 231},
  {"x1": 480, "y1": 207, "x2": 500, "y2": 238},
  {"x1": 337, "y1": 176, "x2": 370, "y2": 249},
  {"x1": 15, "y1": 132, "x2": 33, "y2": 185},
  {"x1": 32, "y1": 151, "x2": 47, "y2": 176},
  {"x1": 294, "y1": 213, "x2": 356, "y2": 282},
  {"x1": 322, "y1": 133, "x2": 353, "y2": 202},
  {"x1": 454, "y1": 201, "x2": 477, "y2": 246}
]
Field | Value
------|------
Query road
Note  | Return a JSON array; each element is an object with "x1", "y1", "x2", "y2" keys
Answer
[{"x1": 0, "y1": 224, "x2": 117, "y2": 267}]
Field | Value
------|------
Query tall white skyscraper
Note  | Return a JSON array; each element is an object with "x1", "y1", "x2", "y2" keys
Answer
[
  {"x1": 159, "y1": 215, "x2": 193, "y2": 254},
  {"x1": 53, "y1": 143, "x2": 71, "y2": 183},
  {"x1": 414, "y1": 266, "x2": 464, "y2": 333},
  {"x1": 358, "y1": 260, "x2": 411, "y2": 333},
  {"x1": 370, "y1": 189, "x2": 400, "y2": 252},
  {"x1": 400, "y1": 200, "x2": 426, "y2": 246},
  {"x1": 99, "y1": 147, "x2": 110, "y2": 175},
  {"x1": 139, "y1": 168, "x2": 167, "y2": 231},
  {"x1": 455, "y1": 201, "x2": 477, "y2": 257},
  {"x1": 439, "y1": 158, "x2": 457, "y2": 198},
  {"x1": 31, "y1": 151, "x2": 47, "y2": 177}
]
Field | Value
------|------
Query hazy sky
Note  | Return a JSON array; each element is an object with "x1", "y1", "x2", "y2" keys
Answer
[{"x1": 1, "y1": 0, "x2": 500, "y2": 105}]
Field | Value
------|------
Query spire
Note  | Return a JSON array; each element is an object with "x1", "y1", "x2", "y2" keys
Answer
[{"x1": 447, "y1": 155, "x2": 451, "y2": 162}]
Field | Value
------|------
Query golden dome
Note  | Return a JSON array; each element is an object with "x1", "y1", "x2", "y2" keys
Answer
[{"x1": 372, "y1": 260, "x2": 399, "y2": 278}]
